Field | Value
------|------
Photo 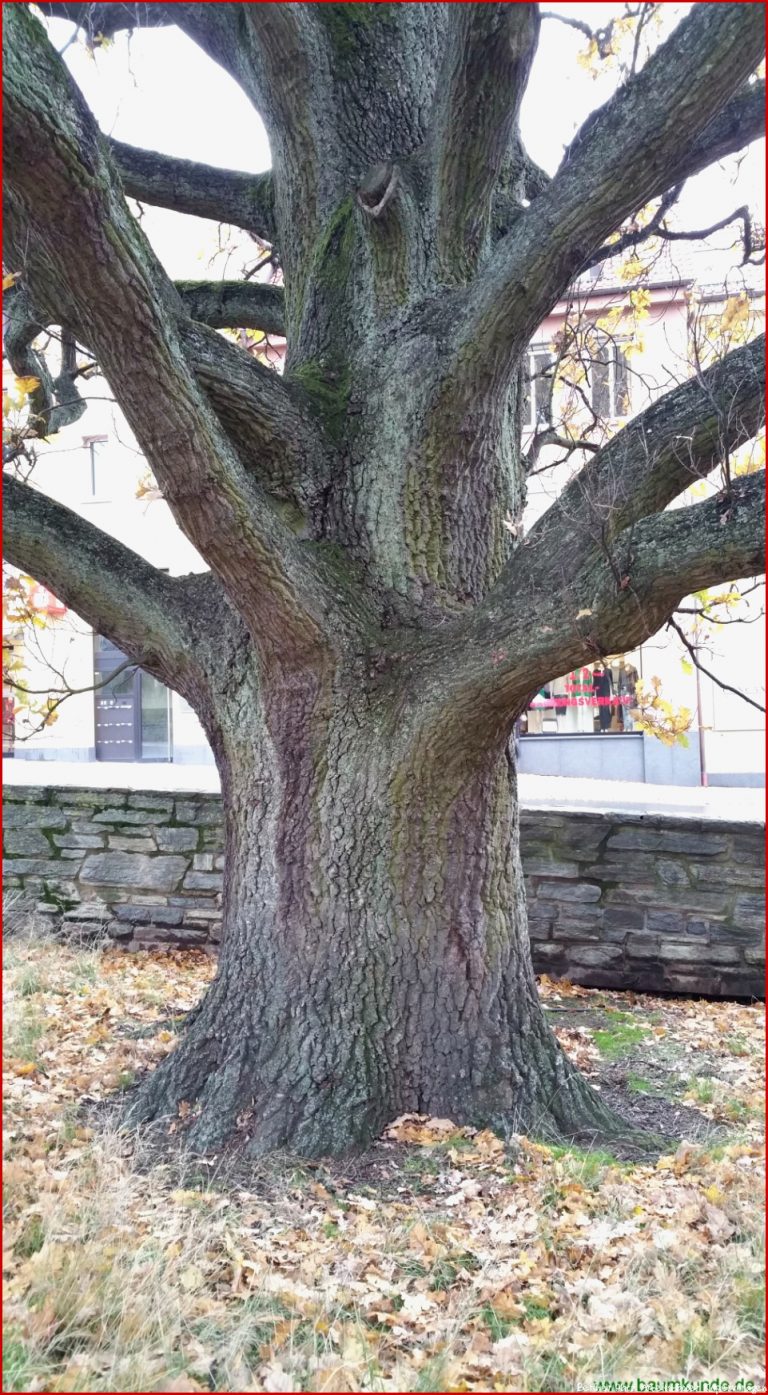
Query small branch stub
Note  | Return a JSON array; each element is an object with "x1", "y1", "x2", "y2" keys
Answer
[{"x1": 356, "y1": 161, "x2": 400, "y2": 219}]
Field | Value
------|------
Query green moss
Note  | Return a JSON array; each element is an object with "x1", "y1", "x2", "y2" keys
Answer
[
  {"x1": 290, "y1": 358, "x2": 351, "y2": 444},
  {"x1": 315, "y1": 197, "x2": 357, "y2": 294},
  {"x1": 317, "y1": 5, "x2": 394, "y2": 64}
]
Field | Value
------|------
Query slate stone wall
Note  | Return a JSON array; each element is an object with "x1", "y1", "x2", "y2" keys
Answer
[{"x1": 3, "y1": 784, "x2": 764, "y2": 998}]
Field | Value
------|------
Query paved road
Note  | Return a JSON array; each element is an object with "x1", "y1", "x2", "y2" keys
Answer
[{"x1": 4, "y1": 759, "x2": 763, "y2": 822}]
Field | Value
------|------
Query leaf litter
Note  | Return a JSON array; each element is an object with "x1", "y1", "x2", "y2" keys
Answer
[{"x1": 3, "y1": 933, "x2": 764, "y2": 1392}]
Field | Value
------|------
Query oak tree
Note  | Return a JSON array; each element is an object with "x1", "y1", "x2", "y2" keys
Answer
[{"x1": 3, "y1": 2, "x2": 765, "y2": 1155}]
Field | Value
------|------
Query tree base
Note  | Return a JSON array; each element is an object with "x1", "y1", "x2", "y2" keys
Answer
[{"x1": 125, "y1": 991, "x2": 642, "y2": 1160}]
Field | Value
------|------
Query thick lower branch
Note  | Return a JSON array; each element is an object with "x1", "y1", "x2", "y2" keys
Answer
[
  {"x1": 176, "y1": 280, "x2": 284, "y2": 335},
  {"x1": 111, "y1": 140, "x2": 276, "y2": 244},
  {"x1": 2, "y1": 474, "x2": 196, "y2": 687}
]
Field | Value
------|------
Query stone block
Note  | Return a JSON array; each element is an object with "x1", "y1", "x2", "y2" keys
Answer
[
  {"x1": 744, "y1": 947, "x2": 766, "y2": 964},
  {"x1": 59, "y1": 789, "x2": 124, "y2": 807},
  {"x1": 523, "y1": 859, "x2": 580, "y2": 878},
  {"x1": 174, "y1": 801, "x2": 222, "y2": 826},
  {"x1": 537, "y1": 881, "x2": 601, "y2": 903},
  {"x1": 2, "y1": 786, "x2": 47, "y2": 801},
  {"x1": 59, "y1": 850, "x2": 87, "y2": 861},
  {"x1": 528, "y1": 920, "x2": 551, "y2": 941},
  {"x1": 3, "y1": 805, "x2": 66, "y2": 830},
  {"x1": 569, "y1": 944, "x2": 623, "y2": 967},
  {"x1": 183, "y1": 908, "x2": 222, "y2": 923},
  {"x1": 627, "y1": 935, "x2": 661, "y2": 959},
  {"x1": 571, "y1": 968, "x2": 626, "y2": 989},
  {"x1": 80, "y1": 851, "x2": 186, "y2": 892},
  {"x1": 107, "y1": 920, "x2": 134, "y2": 939},
  {"x1": 656, "y1": 860, "x2": 690, "y2": 888},
  {"x1": 155, "y1": 827, "x2": 198, "y2": 853},
  {"x1": 551, "y1": 923, "x2": 601, "y2": 941},
  {"x1": 607, "y1": 827, "x2": 728, "y2": 856},
  {"x1": 108, "y1": 836, "x2": 157, "y2": 853},
  {"x1": 183, "y1": 871, "x2": 224, "y2": 892},
  {"x1": 64, "y1": 903, "x2": 108, "y2": 921},
  {"x1": 658, "y1": 940, "x2": 709, "y2": 963},
  {"x1": 52, "y1": 833, "x2": 106, "y2": 850},
  {"x1": 531, "y1": 942, "x2": 566, "y2": 961},
  {"x1": 113, "y1": 904, "x2": 184, "y2": 926},
  {"x1": 93, "y1": 808, "x2": 171, "y2": 825},
  {"x1": 705, "y1": 945, "x2": 742, "y2": 965},
  {"x1": 126, "y1": 795, "x2": 175, "y2": 813},
  {"x1": 192, "y1": 853, "x2": 214, "y2": 872},
  {"x1": 214, "y1": 855, "x2": 226, "y2": 870},
  {"x1": 603, "y1": 907, "x2": 645, "y2": 933},
  {"x1": 132, "y1": 925, "x2": 208, "y2": 944},
  {"x1": 663, "y1": 972, "x2": 722, "y2": 995},
  {"x1": 734, "y1": 894, "x2": 764, "y2": 932},
  {"x1": 4, "y1": 858, "x2": 69, "y2": 878},
  {"x1": 645, "y1": 910, "x2": 686, "y2": 935},
  {"x1": 168, "y1": 894, "x2": 219, "y2": 908},
  {"x1": 4, "y1": 829, "x2": 51, "y2": 854}
]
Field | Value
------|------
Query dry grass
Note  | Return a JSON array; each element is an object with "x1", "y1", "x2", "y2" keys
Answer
[{"x1": 3, "y1": 924, "x2": 765, "y2": 1392}]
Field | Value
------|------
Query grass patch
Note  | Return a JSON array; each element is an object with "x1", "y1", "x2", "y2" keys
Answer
[
  {"x1": 627, "y1": 1072, "x2": 652, "y2": 1093},
  {"x1": 592, "y1": 1021, "x2": 651, "y2": 1059}
]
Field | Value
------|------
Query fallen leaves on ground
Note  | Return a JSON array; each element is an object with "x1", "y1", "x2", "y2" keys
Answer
[{"x1": 3, "y1": 933, "x2": 765, "y2": 1392}]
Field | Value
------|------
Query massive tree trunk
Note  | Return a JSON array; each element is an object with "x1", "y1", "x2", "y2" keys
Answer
[
  {"x1": 132, "y1": 688, "x2": 613, "y2": 1157},
  {"x1": 3, "y1": 3, "x2": 765, "y2": 1156}
]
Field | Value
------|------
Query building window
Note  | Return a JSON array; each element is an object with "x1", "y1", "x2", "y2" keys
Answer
[
  {"x1": 93, "y1": 636, "x2": 171, "y2": 761},
  {"x1": 83, "y1": 435, "x2": 109, "y2": 498},
  {"x1": 590, "y1": 340, "x2": 630, "y2": 419},
  {"x1": 522, "y1": 349, "x2": 553, "y2": 429}
]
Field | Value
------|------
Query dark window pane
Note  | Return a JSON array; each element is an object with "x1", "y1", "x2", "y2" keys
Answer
[
  {"x1": 140, "y1": 672, "x2": 170, "y2": 760},
  {"x1": 591, "y1": 344, "x2": 610, "y2": 417}
]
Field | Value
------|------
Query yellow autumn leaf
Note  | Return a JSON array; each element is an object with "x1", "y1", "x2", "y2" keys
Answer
[
  {"x1": 14, "y1": 375, "x2": 41, "y2": 397},
  {"x1": 3, "y1": 272, "x2": 20, "y2": 290}
]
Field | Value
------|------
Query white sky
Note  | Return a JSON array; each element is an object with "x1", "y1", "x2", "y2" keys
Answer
[{"x1": 44, "y1": 3, "x2": 765, "y2": 283}]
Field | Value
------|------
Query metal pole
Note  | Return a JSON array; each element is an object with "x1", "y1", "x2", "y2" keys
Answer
[{"x1": 693, "y1": 620, "x2": 708, "y2": 787}]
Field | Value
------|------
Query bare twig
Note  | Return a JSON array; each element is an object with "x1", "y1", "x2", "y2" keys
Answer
[{"x1": 667, "y1": 615, "x2": 765, "y2": 713}]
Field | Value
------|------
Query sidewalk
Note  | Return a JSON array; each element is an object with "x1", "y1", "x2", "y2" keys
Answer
[{"x1": 3, "y1": 759, "x2": 764, "y2": 823}]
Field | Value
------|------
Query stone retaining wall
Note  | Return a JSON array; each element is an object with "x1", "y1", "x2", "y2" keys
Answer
[{"x1": 3, "y1": 784, "x2": 764, "y2": 998}]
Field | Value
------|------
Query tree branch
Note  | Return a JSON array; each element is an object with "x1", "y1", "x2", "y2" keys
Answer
[
  {"x1": 111, "y1": 140, "x2": 276, "y2": 244},
  {"x1": 452, "y1": 5, "x2": 765, "y2": 402},
  {"x1": 35, "y1": 3, "x2": 178, "y2": 38},
  {"x1": 2, "y1": 284, "x2": 88, "y2": 437},
  {"x1": 175, "y1": 280, "x2": 284, "y2": 335},
  {"x1": 2, "y1": 474, "x2": 194, "y2": 688},
  {"x1": 657, "y1": 76, "x2": 765, "y2": 191},
  {"x1": 181, "y1": 321, "x2": 323, "y2": 510},
  {"x1": 432, "y1": 3, "x2": 540, "y2": 279}
]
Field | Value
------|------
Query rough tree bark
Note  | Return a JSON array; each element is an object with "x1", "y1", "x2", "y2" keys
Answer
[{"x1": 3, "y1": 2, "x2": 765, "y2": 1156}]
